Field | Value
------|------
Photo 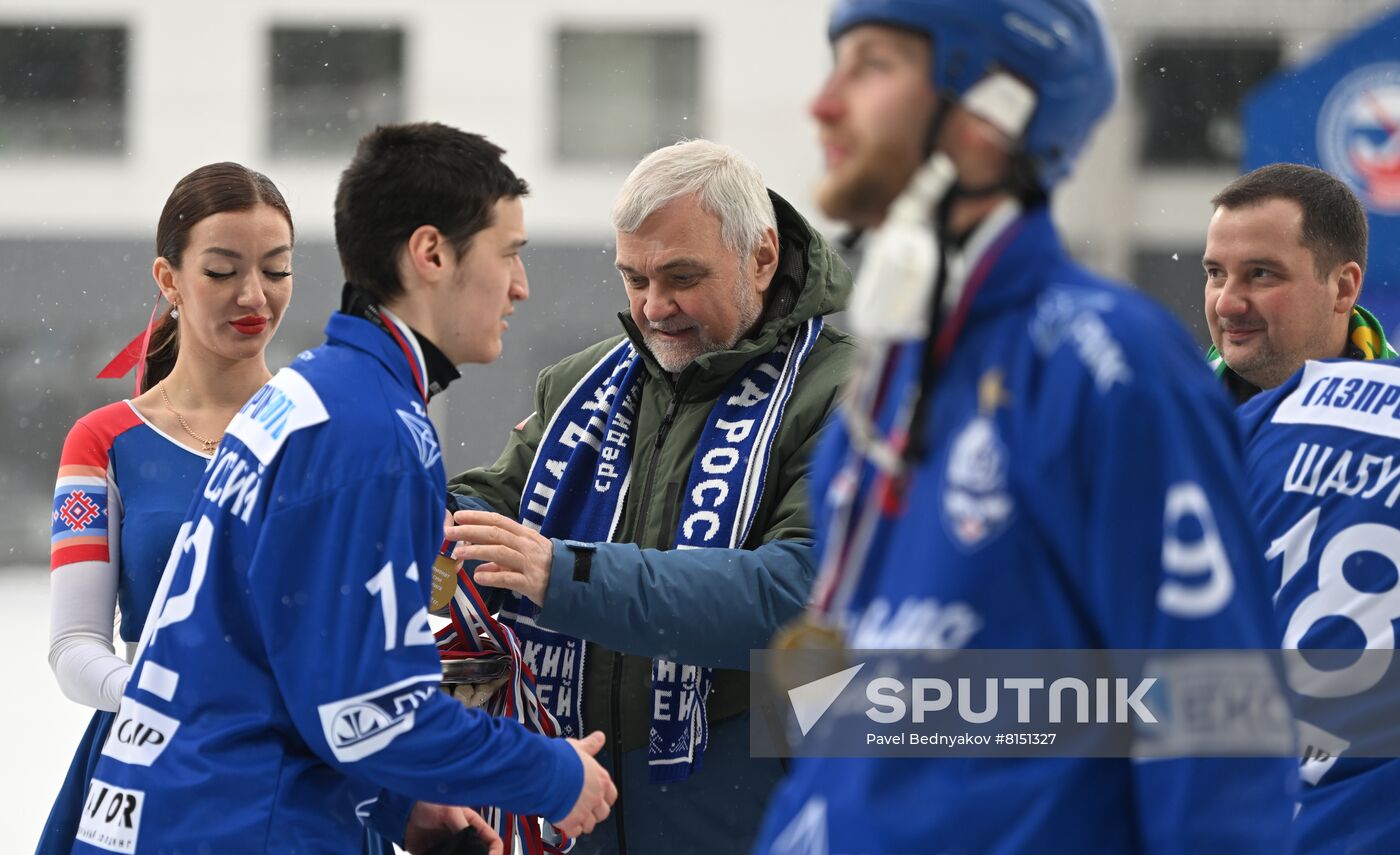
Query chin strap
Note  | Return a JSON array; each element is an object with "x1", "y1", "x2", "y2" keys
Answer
[
  {"x1": 846, "y1": 71, "x2": 1037, "y2": 345},
  {"x1": 847, "y1": 152, "x2": 958, "y2": 343}
]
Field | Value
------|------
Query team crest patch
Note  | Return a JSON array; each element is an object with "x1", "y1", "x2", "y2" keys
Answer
[
  {"x1": 53, "y1": 489, "x2": 105, "y2": 534},
  {"x1": 942, "y1": 414, "x2": 1014, "y2": 549},
  {"x1": 396, "y1": 402, "x2": 440, "y2": 469},
  {"x1": 1319, "y1": 63, "x2": 1400, "y2": 214}
]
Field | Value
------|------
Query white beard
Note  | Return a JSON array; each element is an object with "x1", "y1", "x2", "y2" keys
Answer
[{"x1": 644, "y1": 271, "x2": 764, "y2": 372}]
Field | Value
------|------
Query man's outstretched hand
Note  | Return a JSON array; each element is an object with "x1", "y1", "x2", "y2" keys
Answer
[
  {"x1": 555, "y1": 730, "x2": 618, "y2": 839},
  {"x1": 448, "y1": 509, "x2": 555, "y2": 606}
]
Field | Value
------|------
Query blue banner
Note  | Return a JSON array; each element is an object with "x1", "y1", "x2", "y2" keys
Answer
[{"x1": 1244, "y1": 6, "x2": 1400, "y2": 333}]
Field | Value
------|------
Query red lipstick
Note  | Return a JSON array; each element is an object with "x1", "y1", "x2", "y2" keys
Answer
[{"x1": 231, "y1": 315, "x2": 268, "y2": 336}]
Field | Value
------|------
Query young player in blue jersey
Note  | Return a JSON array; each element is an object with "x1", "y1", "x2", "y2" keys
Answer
[
  {"x1": 1239, "y1": 357, "x2": 1400, "y2": 854},
  {"x1": 40, "y1": 162, "x2": 297, "y2": 854},
  {"x1": 72, "y1": 124, "x2": 615, "y2": 854},
  {"x1": 755, "y1": 1, "x2": 1295, "y2": 852}
]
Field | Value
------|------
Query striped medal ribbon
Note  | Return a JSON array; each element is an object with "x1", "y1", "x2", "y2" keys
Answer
[{"x1": 434, "y1": 541, "x2": 573, "y2": 855}]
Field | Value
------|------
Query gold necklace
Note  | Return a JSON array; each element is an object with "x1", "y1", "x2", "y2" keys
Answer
[{"x1": 159, "y1": 382, "x2": 221, "y2": 454}]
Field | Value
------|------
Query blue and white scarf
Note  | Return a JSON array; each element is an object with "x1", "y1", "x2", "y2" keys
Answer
[{"x1": 502, "y1": 318, "x2": 823, "y2": 782}]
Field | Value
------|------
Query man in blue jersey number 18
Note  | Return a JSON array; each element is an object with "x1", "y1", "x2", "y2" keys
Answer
[
  {"x1": 1218, "y1": 165, "x2": 1400, "y2": 851},
  {"x1": 73, "y1": 123, "x2": 616, "y2": 854},
  {"x1": 754, "y1": 1, "x2": 1296, "y2": 852}
]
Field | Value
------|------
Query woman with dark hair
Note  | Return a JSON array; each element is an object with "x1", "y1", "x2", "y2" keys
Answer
[{"x1": 39, "y1": 162, "x2": 294, "y2": 853}]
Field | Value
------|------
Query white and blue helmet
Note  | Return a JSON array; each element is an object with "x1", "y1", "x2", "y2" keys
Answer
[{"x1": 829, "y1": 0, "x2": 1118, "y2": 190}]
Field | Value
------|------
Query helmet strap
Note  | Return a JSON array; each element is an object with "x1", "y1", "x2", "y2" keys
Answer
[
  {"x1": 939, "y1": 71, "x2": 1040, "y2": 214},
  {"x1": 847, "y1": 151, "x2": 957, "y2": 343}
]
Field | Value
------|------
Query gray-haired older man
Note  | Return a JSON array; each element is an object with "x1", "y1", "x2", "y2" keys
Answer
[{"x1": 443, "y1": 140, "x2": 854, "y2": 854}]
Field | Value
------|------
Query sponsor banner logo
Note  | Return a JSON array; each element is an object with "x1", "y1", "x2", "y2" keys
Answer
[
  {"x1": 75, "y1": 777, "x2": 143, "y2": 853},
  {"x1": 100, "y1": 698, "x2": 180, "y2": 767},
  {"x1": 318, "y1": 674, "x2": 440, "y2": 763},
  {"x1": 226, "y1": 367, "x2": 329, "y2": 466},
  {"x1": 1318, "y1": 63, "x2": 1400, "y2": 215},
  {"x1": 1274, "y1": 360, "x2": 1400, "y2": 440}
]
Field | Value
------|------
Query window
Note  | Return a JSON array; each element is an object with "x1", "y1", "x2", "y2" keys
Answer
[
  {"x1": 0, "y1": 25, "x2": 126, "y2": 155},
  {"x1": 556, "y1": 28, "x2": 700, "y2": 163},
  {"x1": 1132, "y1": 245, "x2": 1211, "y2": 347},
  {"x1": 269, "y1": 25, "x2": 404, "y2": 157},
  {"x1": 1135, "y1": 38, "x2": 1280, "y2": 167}
]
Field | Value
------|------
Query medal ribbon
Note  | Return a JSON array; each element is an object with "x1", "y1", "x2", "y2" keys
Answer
[
  {"x1": 435, "y1": 540, "x2": 573, "y2": 855},
  {"x1": 812, "y1": 215, "x2": 1025, "y2": 621}
]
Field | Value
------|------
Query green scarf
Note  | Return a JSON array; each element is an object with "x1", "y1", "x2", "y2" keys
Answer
[{"x1": 1207, "y1": 305, "x2": 1397, "y2": 403}]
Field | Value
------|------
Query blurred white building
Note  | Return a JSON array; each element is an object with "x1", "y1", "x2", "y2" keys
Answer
[{"x1": 1, "y1": 0, "x2": 1397, "y2": 563}]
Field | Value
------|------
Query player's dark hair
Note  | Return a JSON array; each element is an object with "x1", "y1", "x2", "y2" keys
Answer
[
  {"x1": 333, "y1": 122, "x2": 529, "y2": 304},
  {"x1": 147, "y1": 162, "x2": 294, "y2": 392},
  {"x1": 1211, "y1": 163, "x2": 1368, "y2": 280}
]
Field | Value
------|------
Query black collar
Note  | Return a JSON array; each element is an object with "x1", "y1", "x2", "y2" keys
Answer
[
  {"x1": 1222, "y1": 368, "x2": 1262, "y2": 406},
  {"x1": 1223, "y1": 339, "x2": 1372, "y2": 407},
  {"x1": 340, "y1": 282, "x2": 461, "y2": 400}
]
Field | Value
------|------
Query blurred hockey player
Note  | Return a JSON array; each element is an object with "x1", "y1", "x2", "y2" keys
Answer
[{"x1": 756, "y1": 1, "x2": 1295, "y2": 851}]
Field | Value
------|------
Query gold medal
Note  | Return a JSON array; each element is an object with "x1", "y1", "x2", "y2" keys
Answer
[
  {"x1": 430, "y1": 553, "x2": 459, "y2": 614},
  {"x1": 772, "y1": 614, "x2": 847, "y2": 652},
  {"x1": 770, "y1": 614, "x2": 850, "y2": 696}
]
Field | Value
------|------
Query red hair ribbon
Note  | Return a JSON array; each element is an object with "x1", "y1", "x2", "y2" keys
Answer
[{"x1": 96, "y1": 294, "x2": 166, "y2": 395}]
